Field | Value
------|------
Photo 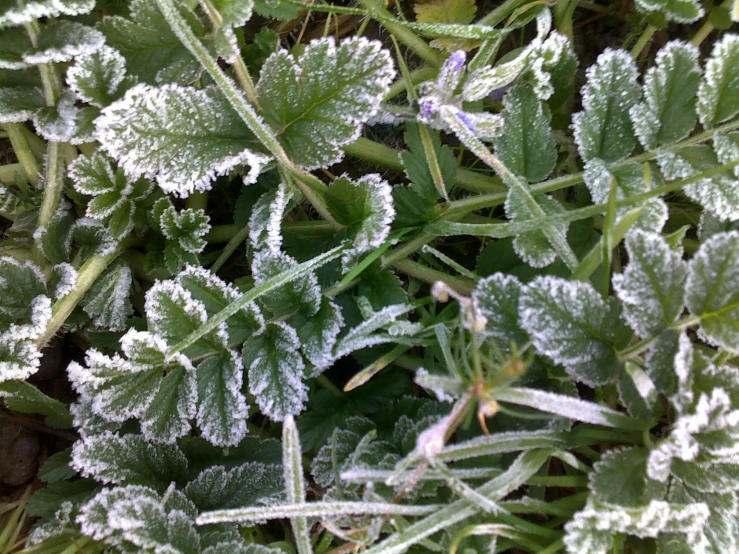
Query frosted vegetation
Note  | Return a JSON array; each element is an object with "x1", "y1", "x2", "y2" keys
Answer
[{"x1": 0, "y1": 0, "x2": 739, "y2": 553}]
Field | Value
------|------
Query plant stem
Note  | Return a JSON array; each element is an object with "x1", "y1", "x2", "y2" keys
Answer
[
  {"x1": 35, "y1": 246, "x2": 123, "y2": 347},
  {"x1": 394, "y1": 259, "x2": 475, "y2": 294},
  {"x1": 32, "y1": 141, "x2": 63, "y2": 261},
  {"x1": 210, "y1": 224, "x2": 250, "y2": 272},
  {"x1": 691, "y1": 0, "x2": 733, "y2": 47},
  {"x1": 3, "y1": 124, "x2": 40, "y2": 185},
  {"x1": 386, "y1": 67, "x2": 438, "y2": 101},
  {"x1": 631, "y1": 24, "x2": 657, "y2": 59}
]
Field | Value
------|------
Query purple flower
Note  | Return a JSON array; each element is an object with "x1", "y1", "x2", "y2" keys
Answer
[
  {"x1": 419, "y1": 99, "x2": 435, "y2": 119},
  {"x1": 445, "y1": 51, "x2": 466, "y2": 74},
  {"x1": 457, "y1": 111, "x2": 476, "y2": 132}
]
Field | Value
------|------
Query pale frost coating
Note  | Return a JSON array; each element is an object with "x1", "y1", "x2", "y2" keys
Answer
[
  {"x1": 0, "y1": 0, "x2": 95, "y2": 27},
  {"x1": 96, "y1": 84, "x2": 271, "y2": 197},
  {"x1": 257, "y1": 37, "x2": 395, "y2": 169},
  {"x1": 26, "y1": 502, "x2": 75, "y2": 546},
  {"x1": 613, "y1": 230, "x2": 687, "y2": 337},
  {"x1": 51, "y1": 263, "x2": 77, "y2": 300},
  {"x1": 67, "y1": 45, "x2": 130, "y2": 107},
  {"x1": 714, "y1": 132, "x2": 739, "y2": 179},
  {"x1": 81, "y1": 263, "x2": 132, "y2": 331},
  {"x1": 251, "y1": 249, "x2": 322, "y2": 317},
  {"x1": 658, "y1": 146, "x2": 739, "y2": 222},
  {"x1": 697, "y1": 35, "x2": 739, "y2": 129},
  {"x1": 685, "y1": 231, "x2": 739, "y2": 352},
  {"x1": 23, "y1": 20, "x2": 104, "y2": 64},
  {"x1": 296, "y1": 298, "x2": 344, "y2": 374},
  {"x1": 634, "y1": 0, "x2": 703, "y2": 22},
  {"x1": 564, "y1": 498, "x2": 709, "y2": 554},
  {"x1": 0, "y1": 87, "x2": 45, "y2": 123},
  {"x1": 0, "y1": 295, "x2": 49, "y2": 382},
  {"x1": 243, "y1": 322, "x2": 309, "y2": 421},
  {"x1": 249, "y1": 183, "x2": 292, "y2": 253},
  {"x1": 33, "y1": 91, "x2": 79, "y2": 143},
  {"x1": 196, "y1": 349, "x2": 250, "y2": 447},
  {"x1": 583, "y1": 160, "x2": 668, "y2": 232},
  {"x1": 519, "y1": 276, "x2": 624, "y2": 386},
  {"x1": 572, "y1": 49, "x2": 640, "y2": 163},
  {"x1": 630, "y1": 41, "x2": 701, "y2": 150}
]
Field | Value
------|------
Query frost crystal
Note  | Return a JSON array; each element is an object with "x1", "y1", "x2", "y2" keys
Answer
[
  {"x1": 0, "y1": 0, "x2": 95, "y2": 28},
  {"x1": 67, "y1": 45, "x2": 131, "y2": 107},
  {"x1": 23, "y1": 20, "x2": 104, "y2": 65},
  {"x1": 96, "y1": 84, "x2": 271, "y2": 197},
  {"x1": 697, "y1": 34, "x2": 739, "y2": 129},
  {"x1": 249, "y1": 183, "x2": 292, "y2": 253}
]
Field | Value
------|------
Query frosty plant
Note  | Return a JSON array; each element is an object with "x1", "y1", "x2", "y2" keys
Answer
[{"x1": 1, "y1": 0, "x2": 739, "y2": 553}]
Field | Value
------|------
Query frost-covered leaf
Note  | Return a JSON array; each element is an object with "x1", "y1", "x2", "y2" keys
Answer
[
  {"x1": 589, "y1": 447, "x2": 665, "y2": 506},
  {"x1": 0, "y1": 0, "x2": 95, "y2": 28},
  {"x1": 414, "y1": 0, "x2": 476, "y2": 24},
  {"x1": 294, "y1": 297, "x2": 343, "y2": 373},
  {"x1": 0, "y1": 380, "x2": 72, "y2": 428},
  {"x1": 463, "y1": 49, "x2": 531, "y2": 101},
  {"x1": 613, "y1": 230, "x2": 687, "y2": 337},
  {"x1": 249, "y1": 183, "x2": 292, "y2": 253},
  {"x1": 472, "y1": 273, "x2": 528, "y2": 346},
  {"x1": 211, "y1": 0, "x2": 255, "y2": 62},
  {"x1": 70, "y1": 218, "x2": 116, "y2": 259},
  {"x1": 505, "y1": 188, "x2": 568, "y2": 268},
  {"x1": 257, "y1": 37, "x2": 395, "y2": 169},
  {"x1": 0, "y1": 257, "x2": 46, "y2": 327},
  {"x1": 658, "y1": 145, "x2": 739, "y2": 222},
  {"x1": 78, "y1": 484, "x2": 200, "y2": 554},
  {"x1": 196, "y1": 350, "x2": 249, "y2": 448},
  {"x1": 204, "y1": 543, "x2": 285, "y2": 554},
  {"x1": 243, "y1": 322, "x2": 308, "y2": 421},
  {"x1": 494, "y1": 83, "x2": 556, "y2": 183},
  {"x1": 38, "y1": 450, "x2": 75, "y2": 483},
  {"x1": 80, "y1": 262, "x2": 132, "y2": 332},
  {"x1": 186, "y1": 462, "x2": 283, "y2": 511},
  {"x1": 71, "y1": 432, "x2": 188, "y2": 492},
  {"x1": 0, "y1": 27, "x2": 32, "y2": 69},
  {"x1": 634, "y1": 0, "x2": 703, "y2": 22},
  {"x1": 564, "y1": 498, "x2": 709, "y2": 554},
  {"x1": 572, "y1": 49, "x2": 640, "y2": 163},
  {"x1": 26, "y1": 502, "x2": 79, "y2": 546},
  {"x1": 23, "y1": 20, "x2": 104, "y2": 64},
  {"x1": 0, "y1": 86, "x2": 45, "y2": 123},
  {"x1": 160, "y1": 206, "x2": 210, "y2": 274},
  {"x1": 67, "y1": 331, "x2": 198, "y2": 444},
  {"x1": 251, "y1": 249, "x2": 321, "y2": 317},
  {"x1": 583, "y1": 161, "x2": 668, "y2": 232},
  {"x1": 714, "y1": 132, "x2": 739, "y2": 179},
  {"x1": 98, "y1": 0, "x2": 205, "y2": 85},
  {"x1": 176, "y1": 265, "x2": 263, "y2": 346},
  {"x1": 333, "y1": 302, "x2": 423, "y2": 360},
  {"x1": 519, "y1": 276, "x2": 631, "y2": 385},
  {"x1": 96, "y1": 84, "x2": 270, "y2": 198},
  {"x1": 326, "y1": 174, "x2": 395, "y2": 265},
  {"x1": 67, "y1": 45, "x2": 134, "y2": 107},
  {"x1": 697, "y1": 35, "x2": 739, "y2": 129},
  {"x1": 630, "y1": 41, "x2": 701, "y2": 150},
  {"x1": 686, "y1": 231, "x2": 739, "y2": 353},
  {"x1": 33, "y1": 90, "x2": 79, "y2": 143}
]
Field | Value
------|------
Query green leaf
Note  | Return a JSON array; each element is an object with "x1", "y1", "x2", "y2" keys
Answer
[
  {"x1": 196, "y1": 350, "x2": 249, "y2": 447},
  {"x1": 714, "y1": 131, "x2": 739, "y2": 180},
  {"x1": 294, "y1": 297, "x2": 343, "y2": 373},
  {"x1": 23, "y1": 20, "x2": 104, "y2": 65},
  {"x1": 243, "y1": 322, "x2": 308, "y2": 421},
  {"x1": 494, "y1": 83, "x2": 556, "y2": 183},
  {"x1": 96, "y1": 84, "x2": 270, "y2": 198},
  {"x1": 252, "y1": 249, "x2": 321, "y2": 317},
  {"x1": 253, "y1": 0, "x2": 299, "y2": 19},
  {"x1": 630, "y1": 41, "x2": 701, "y2": 150},
  {"x1": 589, "y1": 447, "x2": 666, "y2": 506},
  {"x1": 80, "y1": 262, "x2": 132, "y2": 332},
  {"x1": 573, "y1": 49, "x2": 640, "y2": 163},
  {"x1": 0, "y1": 380, "x2": 72, "y2": 428},
  {"x1": 0, "y1": 256, "x2": 46, "y2": 327},
  {"x1": 243, "y1": 28, "x2": 280, "y2": 74},
  {"x1": 635, "y1": 0, "x2": 703, "y2": 22},
  {"x1": 26, "y1": 479, "x2": 99, "y2": 520},
  {"x1": 67, "y1": 45, "x2": 134, "y2": 107},
  {"x1": 686, "y1": 231, "x2": 739, "y2": 353},
  {"x1": 204, "y1": 543, "x2": 285, "y2": 554},
  {"x1": 186, "y1": 462, "x2": 283, "y2": 511},
  {"x1": 78, "y1": 485, "x2": 199, "y2": 554},
  {"x1": 71, "y1": 433, "x2": 188, "y2": 492},
  {"x1": 658, "y1": 145, "x2": 739, "y2": 222},
  {"x1": 583, "y1": 161, "x2": 668, "y2": 232},
  {"x1": 472, "y1": 273, "x2": 528, "y2": 346},
  {"x1": 257, "y1": 37, "x2": 395, "y2": 169},
  {"x1": 176, "y1": 265, "x2": 263, "y2": 345},
  {"x1": 673, "y1": 459, "x2": 739, "y2": 493},
  {"x1": 160, "y1": 206, "x2": 210, "y2": 274},
  {"x1": 38, "y1": 450, "x2": 76, "y2": 483},
  {"x1": 0, "y1": 332, "x2": 43, "y2": 383},
  {"x1": 0, "y1": 86, "x2": 45, "y2": 123},
  {"x1": 413, "y1": 0, "x2": 477, "y2": 24},
  {"x1": 211, "y1": 0, "x2": 255, "y2": 62},
  {"x1": 613, "y1": 230, "x2": 687, "y2": 338},
  {"x1": 98, "y1": 0, "x2": 205, "y2": 85},
  {"x1": 644, "y1": 329, "x2": 681, "y2": 397},
  {"x1": 697, "y1": 35, "x2": 739, "y2": 129},
  {"x1": 0, "y1": 0, "x2": 95, "y2": 28},
  {"x1": 142, "y1": 363, "x2": 198, "y2": 444},
  {"x1": 519, "y1": 276, "x2": 631, "y2": 385},
  {"x1": 505, "y1": 188, "x2": 568, "y2": 268},
  {"x1": 249, "y1": 184, "x2": 292, "y2": 253},
  {"x1": 326, "y1": 174, "x2": 395, "y2": 265},
  {"x1": 0, "y1": 27, "x2": 32, "y2": 68}
]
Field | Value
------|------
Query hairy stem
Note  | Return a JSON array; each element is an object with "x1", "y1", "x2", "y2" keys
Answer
[{"x1": 3, "y1": 124, "x2": 40, "y2": 186}]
